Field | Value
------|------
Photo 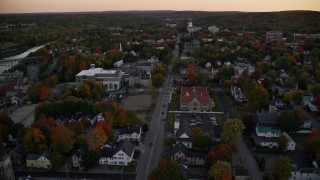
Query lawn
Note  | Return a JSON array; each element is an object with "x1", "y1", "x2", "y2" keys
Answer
[
  {"x1": 169, "y1": 92, "x2": 180, "y2": 111},
  {"x1": 232, "y1": 107, "x2": 249, "y2": 119}
]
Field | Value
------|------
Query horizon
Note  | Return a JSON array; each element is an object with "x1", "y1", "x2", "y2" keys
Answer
[{"x1": 0, "y1": 0, "x2": 320, "y2": 14}]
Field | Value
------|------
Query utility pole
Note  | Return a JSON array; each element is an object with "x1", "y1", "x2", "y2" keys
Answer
[{"x1": 65, "y1": 163, "x2": 69, "y2": 180}]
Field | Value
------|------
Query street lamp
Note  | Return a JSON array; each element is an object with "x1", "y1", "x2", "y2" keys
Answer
[{"x1": 121, "y1": 166, "x2": 124, "y2": 180}]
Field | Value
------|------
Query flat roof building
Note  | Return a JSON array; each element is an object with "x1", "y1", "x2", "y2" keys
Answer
[{"x1": 76, "y1": 66, "x2": 123, "y2": 92}]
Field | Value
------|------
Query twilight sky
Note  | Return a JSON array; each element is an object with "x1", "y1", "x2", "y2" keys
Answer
[{"x1": 0, "y1": 0, "x2": 319, "y2": 13}]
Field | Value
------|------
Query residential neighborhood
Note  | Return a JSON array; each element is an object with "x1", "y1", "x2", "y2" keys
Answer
[{"x1": 0, "y1": 5, "x2": 320, "y2": 180}]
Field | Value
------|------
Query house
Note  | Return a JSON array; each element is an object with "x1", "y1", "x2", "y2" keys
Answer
[
  {"x1": 252, "y1": 112, "x2": 279, "y2": 127},
  {"x1": 75, "y1": 65, "x2": 123, "y2": 92},
  {"x1": 282, "y1": 132, "x2": 296, "y2": 151},
  {"x1": 26, "y1": 151, "x2": 51, "y2": 169},
  {"x1": 10, "y1": 92, "x2": 26, "y2": 105},
  {"x1": 0, "y1": 137, "x2": 15, "y2": 180},
  {"x1": 289, "y1": 168, "x2": 320, "y2": 180},
  {"x1": 180, "y1": 87, "x2": 214, "y2": 112},
  {"x1": 234, "y1": 168, "x2": 250, "y2": 180},
  {"x1": 117, "y1": 126, "x2": 141, "y2": 143},
  {"x1": 175, "y1": 120, "x2": 192, "y2": 149},
  {"x1": 163, "y1": 143, "x2": 206, "y2": 165},
  {"x1": 308, "y1": 99, "x2": 319, "y2": 112},
  {"x1": 253, "y1": 126, "x2": 280, "y2": 148},
  {"x1": 231, "y1": 86, "x2": 247, "y2": 102},
  {"x1": 233, "y1": 62, "x2": 255, "y2": 76},
  {"x1": 9, "y1": 144, "x2": 25, "y2": 165},
  {"x1": 99, "y1": 140, "x2": 135, "y2": 166},
  {"x1": 266, "y1": 31, "x2": 283, "y2": 43},
  {"x1": 72, "y1": 149, "x2": 83, "y2": 169}
]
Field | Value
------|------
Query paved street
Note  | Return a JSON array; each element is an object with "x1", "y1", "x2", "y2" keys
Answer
[
  {"x1": 135, "y1": 38, "x2": 178, "y2": 180},
  {"x1": 135, "y1": 67, "x2": 174, "y2": 180}
]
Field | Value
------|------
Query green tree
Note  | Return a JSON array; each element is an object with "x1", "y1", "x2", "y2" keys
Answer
[
  {"x1": 191, "y1": 127, "x2": 212, "y2": 151},
  {"x1": 209, "y1": 160, "x2": 232, "y2": 180},
  {"x1": 278, "y1": 134, "x2": 289, "y2": 152},
  {"x1": 149, "y1": 159, "x2": 187, "y2": 180},
  {"x1": 221, "y1": 119, "x2": 245, "y2": 145},
  {"x1": 152, "y1": 73, "x2": 165, "y2": 87},
  {"x1": 247, "y1": 85, "x2": 269, "y2": 111},
  {"x1": 278, "y1": 110, "x2": 302, "y2": 133},
  {"x1": 274, "y1": 155, "x2": 292, "y2": 180}
]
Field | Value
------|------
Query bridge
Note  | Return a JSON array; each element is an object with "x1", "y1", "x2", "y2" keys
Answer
[{"x1": 0, "y1": 56, "x2": 43, "y2": 67}]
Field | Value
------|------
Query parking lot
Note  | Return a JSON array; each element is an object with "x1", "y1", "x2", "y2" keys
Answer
[{"x1": 174, "y1": 112, "x2": 219, "y2": 138}]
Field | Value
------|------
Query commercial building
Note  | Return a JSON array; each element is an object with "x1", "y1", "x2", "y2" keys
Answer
[{"x1": 76, "y1": 65, "x2": 123, "y2": 92}]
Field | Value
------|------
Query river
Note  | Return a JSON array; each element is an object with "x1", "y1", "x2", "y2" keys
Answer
[{"x1": 0, "y1": 43, "x2": 52, "y2": 74}]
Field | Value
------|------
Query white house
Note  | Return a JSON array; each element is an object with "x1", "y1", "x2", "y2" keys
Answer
[
  {"x1": 99, "y1": 140, "x2": 135, "y2": 166},
  {"x1": 282, "y1": 132, "x2": 296, "y2": 151},
  {"x1": 231, "y1": 86, "x2": 247, "y2": 102},
  {"x1": 71, "y1": 149, "x2": 83, "y2": 169},
  {"x1": 289, "y1": 168, "x2": 320, "y2": 180},
  {"x1": 254, "y1": 126, "x2": 280, "y2": 148},
  {"x1": 175, "y1": 121, "x2": 192, "y2": 149},
  {"x1": 26, "y1": 151, "x2": 51, "y2": 169},
  {"x1": 117, "y1": 126, "x2": 141, "y2": 142}
]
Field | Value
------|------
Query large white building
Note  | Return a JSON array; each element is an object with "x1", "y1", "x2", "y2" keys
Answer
[
  {"x1": 76, "y1": 65, "x2": 123, "y2": 92},
  {"x1": 99, "y1": 140, "x2": 135, "y2": 166}
]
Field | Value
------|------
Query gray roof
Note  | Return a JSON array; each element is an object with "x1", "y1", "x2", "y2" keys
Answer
[
  {"x1": 102, "y1": 140, "x2": 135, "y2": 158},
  {"x1": 117, "y1": 140, "x2": 135, "y2": 157},
  {"x1": 118, "y1": 126, "x2": 141, "y2": 136},
  {"x1": 163, "y1": 142, "x2": 206, "y2": 158},
  {"x1": 253, "y1": 112, "x2": 279, "y2": 125},
  {"x1": 26, "y1": 154, "x2": 40, "y2": 160},
  {"x1": 175, "y1": 120, "x2": 192, "y2": 140},
  {"x1": 41, "y1": 151, "x2": 51, "y2": 160},
  {"x1": 10, "y1": 144, "x2": 24, "y2": 156}
]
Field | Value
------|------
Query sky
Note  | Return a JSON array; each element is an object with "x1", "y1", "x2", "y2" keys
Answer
[{"x1": 0, "y1": 0, "x2": 319, "y2": 13}]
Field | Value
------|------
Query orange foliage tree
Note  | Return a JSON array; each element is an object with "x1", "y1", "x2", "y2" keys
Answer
[
  {"x1": 86, "y1": 126, "x2": 108, "y2": 151},
  {"x1": 51, "y1": 125, "x2": 74, "y2": 154},
  {"x1": 22, "y1": 127, "x2": 47, "y2": 154}
]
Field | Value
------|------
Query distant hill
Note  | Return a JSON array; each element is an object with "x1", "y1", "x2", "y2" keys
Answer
[{"x1": 0, "y1": 10, "x2": 319, "y2": 33}]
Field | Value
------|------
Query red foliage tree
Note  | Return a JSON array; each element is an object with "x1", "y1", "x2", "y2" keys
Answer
[{"x1": 39, "y1": 86, "x2": 49, "y2": 101}]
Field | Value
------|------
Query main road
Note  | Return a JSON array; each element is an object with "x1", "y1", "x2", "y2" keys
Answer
[{"x1": 135, "y1": 36, "x2": 179, "y2": 180}]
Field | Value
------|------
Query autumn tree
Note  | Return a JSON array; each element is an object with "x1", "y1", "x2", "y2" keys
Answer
[
  {"x1": 39, "y1": 86, "x2": 49, "y2": 101},
  {"x1": 209, "y1": 160, "x2": 232, "y2": 180},
  {"x1": 67, "y1": 121, "x2": 84, "y2": 136},
  {"x1": 212, "y1": 144, "x2": 232, "y2": 162},
  {"x1": 152, "y1": 73, "x2": 165, "y2": 87},
  {"x1": 304, "y1": 129, "x2": 320, "y2": 161},
  {"x1": 191, "y1": 127, "x2": 212, "y2": 151},
  {"x1": 27, "y1": 84, "x2": 50, "y2": 103},
  {"x1": 86, "y1": 126, "x2": 108, "y2": 151},
  {"x1": 274, "y1": 156, "x2": 292, "y2": 180},
  {"x1": 149, "y1": 159, "x2": 187, "y2": 180},
  {"x1": 221, "y1": 119, "x2": 245, "y2": 145},
  {"x1": 51, "y1": 125, "x2": 74, "y2": 153},
  {"x1": 22, "y1": 127, "x2": 47, "y2": 154}
]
